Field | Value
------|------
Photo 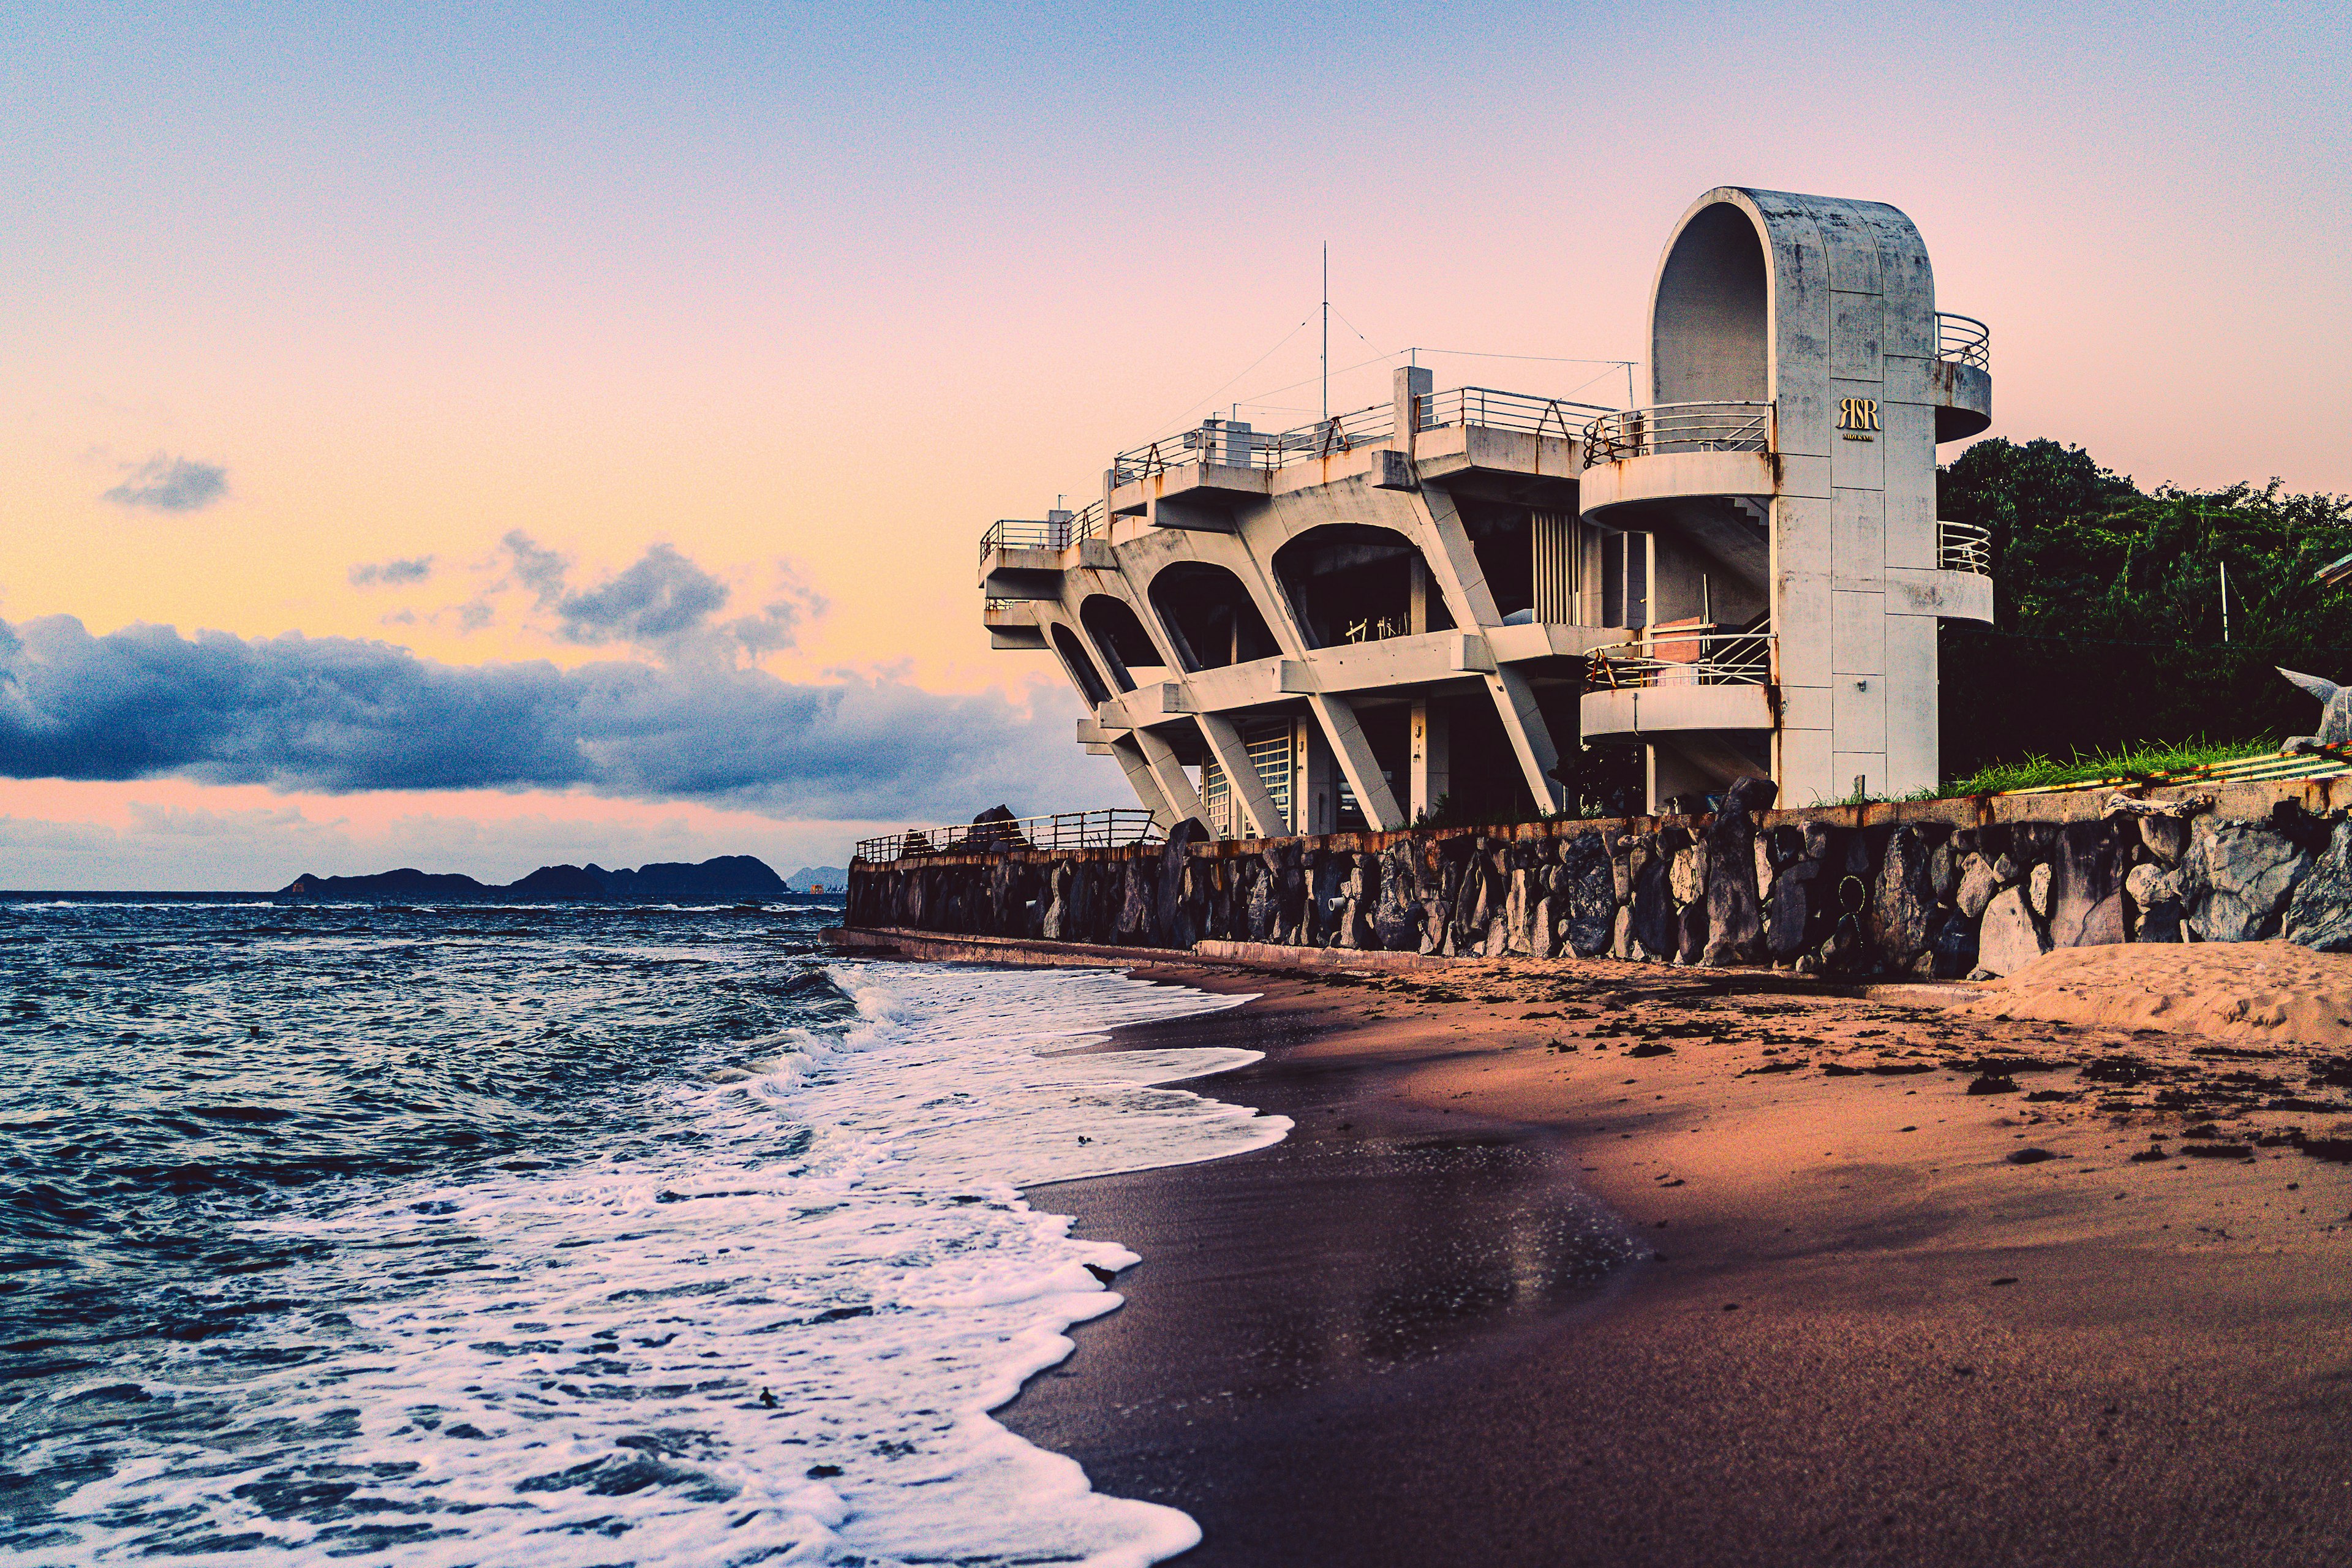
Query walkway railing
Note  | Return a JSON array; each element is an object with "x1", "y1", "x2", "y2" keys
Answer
[
  {"x1": 979, "y1": 501, "x2": 1108, "y2": 561},
  {"x1": 1111, "y1": 404, "x2": 1401, "y2": 484},
  {"x1": 1581, "y1": 401, "x2": 1774, "y2": 466},
  {"x1": 1106, "y1": 381, "x2": 1616, "y2": 488},
  {"x1": 1584, "y1": 624, "x2": 1776, "y2": 692},
  {"x1": 1939, "y1": 518, "x2": 1992, "y2": 575},
  {"x1": 1936, "y1": 312, "x2": 1991, "y2": 371},
  {"x1": 1415, "y1": 386, "x2": 1614, "y2": 440},
  {"x1": 854, "y1": 808, "x2": 1164, "y2": 864}
]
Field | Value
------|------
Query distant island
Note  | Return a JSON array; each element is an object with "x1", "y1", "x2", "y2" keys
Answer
[
  {"x1": 277, "y1": 854, "x2": 820, "y2": 903},
  {"x1": 783, "y1": 865, "x2": 848, "y2": 892}
]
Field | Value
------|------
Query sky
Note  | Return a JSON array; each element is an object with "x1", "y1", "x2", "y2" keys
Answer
[{"x1": 3, "y1": 0, "x2": 2346, "y2": 888}]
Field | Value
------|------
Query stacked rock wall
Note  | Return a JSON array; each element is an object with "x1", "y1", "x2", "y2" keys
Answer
[{"x1": 844, "y1": 778, "x2": 2352, "y2": 976}]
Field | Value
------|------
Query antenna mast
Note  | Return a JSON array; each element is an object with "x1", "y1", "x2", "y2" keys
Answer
[{"x1": 1321, "y1": 242, "x2": 1329, "y2": 424}]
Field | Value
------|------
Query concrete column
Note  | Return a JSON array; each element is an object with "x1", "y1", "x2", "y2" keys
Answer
[
  {"x1": 1409, "y1": 698, "x2": 1449, "y2": 822},
  {"x1": 1403, "y1": 484, "x2": 1568, "y2": 812},
  {"x1": 1393, "y1": 364, "x2": 1433, "y2": 458},
  {"x1": 1131, "y1": 726, "x2": 1207, "y2": 826},
  {"x1": 1107, "y1": 734, "x2": 1177, "y2": 826},
  {"x1": 1408, "y1": 556, "x2": 1431, "y2": 635},
  {"x1": 1294, "y1": 718, "x2": 1339, "y2": 835},
  {"x1": 1193, "y1": 712, "x2": 1284, "y2": 839}
]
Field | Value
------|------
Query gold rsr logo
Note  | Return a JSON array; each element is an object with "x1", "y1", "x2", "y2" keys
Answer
[{"x1": 1836, "y1": 397, "x2": 1881, "y2": 432}]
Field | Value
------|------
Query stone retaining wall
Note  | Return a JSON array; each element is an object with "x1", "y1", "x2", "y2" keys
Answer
[{"x1": 844, "y1": 777, "x2": 2352, "y2": 977}]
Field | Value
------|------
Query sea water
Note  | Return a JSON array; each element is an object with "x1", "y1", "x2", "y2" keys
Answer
[{"x1": 0, "y1": 898, "x2": 1285, "y2": 1565}]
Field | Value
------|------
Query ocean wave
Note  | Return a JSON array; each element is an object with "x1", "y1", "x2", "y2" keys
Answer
[{"x1": 2, "y1": 934, "x2": 1283, "y2": 1567}]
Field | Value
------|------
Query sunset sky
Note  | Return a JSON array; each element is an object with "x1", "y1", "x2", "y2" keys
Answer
[{"x1": 4, "y1": 1, "x2": 2346, "y2": 888}]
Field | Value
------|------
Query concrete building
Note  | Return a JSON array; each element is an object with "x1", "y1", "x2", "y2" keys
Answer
[{"x1": 979, "y1": 186, "x2": 1994, "y2": 832}]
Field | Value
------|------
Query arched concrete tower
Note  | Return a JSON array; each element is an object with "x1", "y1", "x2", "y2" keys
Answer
[{"x1": 1579, "y1": 186, "x2": 1993, "y2": 809}]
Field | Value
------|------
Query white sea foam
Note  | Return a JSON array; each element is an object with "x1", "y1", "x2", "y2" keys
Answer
[{"x1": 20, "y1": 963, "x2": 1281, "y2": 1566}]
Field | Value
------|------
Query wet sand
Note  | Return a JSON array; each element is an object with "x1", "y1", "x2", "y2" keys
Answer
[{"x1": 1001, "y1": 958, "x2": 2352, "y2": 1567}]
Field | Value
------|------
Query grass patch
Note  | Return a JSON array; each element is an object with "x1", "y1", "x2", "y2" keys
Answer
[{"x1": 1942, "y1": 736, "x2": 2279, "y2": 796}]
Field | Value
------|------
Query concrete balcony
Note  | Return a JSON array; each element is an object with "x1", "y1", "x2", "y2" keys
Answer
[
  {"x1": 1580, "y1": 624, "x2": 1776, "y2": 741},
  {"x1": 982, "y1": 597, "x2": 1047, "y2": 650},
  {"x1": 1882, "y1": 519, "x2": 1996, "y2": 625},
  {"x1": 976, "y1": 507, "x2": 1110, "y2": 595},
  {"x1": 1931, "y1": 312, "x2": 1992, "y2": 442},
  {"x1": 1574, "y1": 401, "x2": 1775, "y2": 521}
]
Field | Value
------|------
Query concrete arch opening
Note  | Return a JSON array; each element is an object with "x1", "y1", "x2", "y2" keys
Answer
[
  {"x1": 1272, "y1": 524, "x2": 1450, "y2": 649},
  {"x1": 1653, "y1": 202, "x2": 1768, "y2": 404},
  {"x1": 1147, "y1": 562, "x2": 1278, "y2": 672},
  {"x1": 1077, "y1": 594, "x2": 1163, "y2": 692},
  {"x1": 1049, "y1": 622, "x2": 1113, "y2": 706}
]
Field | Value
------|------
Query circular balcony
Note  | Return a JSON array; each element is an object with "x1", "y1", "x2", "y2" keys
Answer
[
  {"x1": 1937, "y1": 518, "x2": 1991, "y2": 575},
  {"x1": 1580, "y1": 622, "x2": 1776, "y2": 741},
  {"x1": 1575, "y1": 401, "x2": 1776, "y2": 519},
  {"x1": 1932, "y1": 312, "x2": 1992, "y2": 442}
]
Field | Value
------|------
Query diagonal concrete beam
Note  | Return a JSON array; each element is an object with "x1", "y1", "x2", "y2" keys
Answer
[
  {"x1": 1193, "y1": 712, "x2": 1286, "y2": 837},
  {"x1": 1082, "y1": 564, "x2": 1282, "y2": 838},
  {"x1": 1403, "y1": 481, "x2": 1568, "y2": 811},
  {"x1": 1106, "y1": 734, "x2": 1178, "y2": 827},
  {"x1": 1131, "y1": 726, "x2": 1208, "y2": 826},
  {"x1": 1203, "y1": 543, "x2": 1406, "y2": 831}
]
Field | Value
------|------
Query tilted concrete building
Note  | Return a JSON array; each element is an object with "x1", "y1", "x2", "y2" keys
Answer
[{"x1": 979, "y1": 186, "x2": 1994, "y2": 832}]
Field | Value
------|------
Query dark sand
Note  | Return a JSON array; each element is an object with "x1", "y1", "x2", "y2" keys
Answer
[{"x1": 999, "y1": 958, "x2": 2352, "y2": 1567}]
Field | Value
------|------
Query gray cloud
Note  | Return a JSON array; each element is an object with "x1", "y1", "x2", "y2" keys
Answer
[
  {"x1": 349, "y1": 556, "x2": 437, "y2": 588},
  {"x1": 500, "y1": 530, "x2": 571, "y2": 608},
  {"x1": 0, "y1": 614, "x2": 1110, "y2": 821},
  {"x1": 492, "y1": 534, "x2": 825, "y2": 663},
  {"x1": 554, "y1": 543, "x2": 729, "y2": 646},
  {"x1": 103, "y1": 454, "x2": 229, "y2": 513}
]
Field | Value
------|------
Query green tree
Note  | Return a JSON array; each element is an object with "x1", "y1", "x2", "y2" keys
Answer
[{"x1": 1935, "y1": 439, "x2": 2352, "y2": 775}]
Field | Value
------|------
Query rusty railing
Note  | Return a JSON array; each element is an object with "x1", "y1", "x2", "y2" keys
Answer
[
  {"x1": 1581, "y1": 401, "x2": 1774, "y2": 466},
  {"x1": 855, "y1": 808, "x2": 1164, "y2": 864},
  {"x1": 1584, "y1": 624, "x2": 1776, "y2": 692}
]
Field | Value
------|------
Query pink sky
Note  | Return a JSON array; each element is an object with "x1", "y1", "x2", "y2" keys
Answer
[{"x1": 3, "y1": 2, "x2": 2345, "y2": 887}]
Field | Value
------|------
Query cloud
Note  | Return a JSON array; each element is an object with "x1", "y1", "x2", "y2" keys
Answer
[
  {"x1": 349, "y1": 556, "x2": 436, "y2": 588},
  {"x1": 493, "y1": 534, "x2": 826, "y2": 663},
  {"x1": 0, "y1": 614, "x2": 1110, "y2": 821},
  {"x1": 102, "y1": 454, "x2": 229, "y2": 513},
  {"x1": 500, "y1": 530, "x2": 571, "y2": 608},
  {"x1": 554, "y1": 543, "x2": 729, "y2": 646}
]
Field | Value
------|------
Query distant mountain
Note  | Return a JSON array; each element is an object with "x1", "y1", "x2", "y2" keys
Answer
[
  {"x1": 783, "y1": 865, "x2": 848, "y2": 892},
  {"x1": 277, "y1": 867, "x2": 494, "y2": 900},
  {"x1": 587, "y1": 856, "x2": 786, "y2": 900},
  {"x1": 277, "y1": 855, "x2": 789, "y2": 903}
]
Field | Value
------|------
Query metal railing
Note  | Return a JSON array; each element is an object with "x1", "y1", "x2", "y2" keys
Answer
[
  {"x1": 1416, "y1": 386, "x2": 1614, "y2": 440},
  {"x1": 1109, "y1": 402, "x2": 1404, "y2": 483},
  {"x1": 1936, "y1": 312, "x2": 1990, "y2": 371},
  {"x1": 979, "y1": 502, "x2": 1107, "y2": 562},
  {"x1": 1939, "y1": 518, "x2": 1992, "y2": 574},
  {"x1": 1109, "y1": 429, "x2": 1221, "y2": 484},
  {"x1": 1584, "y1": 624, "x2": 1776, "y2": 692},
  {"x1": 1103, "y1": 382, "x2": 1626, "y2": 489},
  {"x1": 854, "y1": 808, "x2": 1165, "y2": 864},
  {"x1": 1582, "y1": 401, "x2": 1774, "y2": 466},
  {"x1": 1263, "y1": 403, "x2": 1395, "y2": 467}
]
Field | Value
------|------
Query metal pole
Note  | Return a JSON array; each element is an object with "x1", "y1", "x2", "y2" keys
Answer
[
  {"x1": 1320, "y1": 243, "x2": 1329, "y2": 424},
  {"x1": 2220, "y1": 558, "x2": 2230, "y2": 643}
]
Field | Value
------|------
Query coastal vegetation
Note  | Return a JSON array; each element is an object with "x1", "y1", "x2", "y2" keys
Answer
[
  {"x1": 1939, "y1": 736, "x2": 2278, "y2": 797},
  {"x1": 1939, "y1": 437, "x2": 2352, "y2": 780}
]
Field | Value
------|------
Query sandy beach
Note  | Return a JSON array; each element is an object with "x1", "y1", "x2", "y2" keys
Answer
[{"x1": 1000, "y1": 951, "x2": 2352, "y2": 1567}]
